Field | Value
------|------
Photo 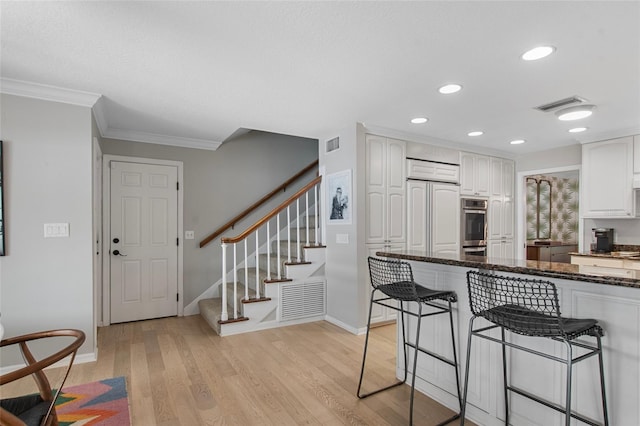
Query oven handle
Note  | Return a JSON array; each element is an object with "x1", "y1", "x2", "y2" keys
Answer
[
  {"x1": 463, "y1": 247, "x2": 487, "y2": 253},
  {"x1": 463, "y1": 210, "x2": 487, "y2": 214}
]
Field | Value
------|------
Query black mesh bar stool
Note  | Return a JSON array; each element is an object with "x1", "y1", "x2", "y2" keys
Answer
[
  {"x1": 460, "y1": 271, "x2": 608, "y2": 426},
  {"x1": 357, "y1": 257, "x2": 462, "y2": 426}
]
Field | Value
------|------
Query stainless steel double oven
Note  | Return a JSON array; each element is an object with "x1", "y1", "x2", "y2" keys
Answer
[{"x1": 461, "y1": 198, "x2": 488, "y2": 256}]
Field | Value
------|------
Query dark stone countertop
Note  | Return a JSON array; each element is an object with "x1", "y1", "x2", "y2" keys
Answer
[{"x1": 375, "y1": 249, "x2": 640, "y2": 289}]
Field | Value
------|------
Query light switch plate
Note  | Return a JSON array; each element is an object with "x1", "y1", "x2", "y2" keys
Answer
[
  {"x1": 336, "y1": 233, "x2": 349, "y2": 244},
  {"x1": 44, "y1": 223, "x2": 70, "y2": 238},
  {"x1": 185, "y1": 231, "x2": 195, "y2": 240}
]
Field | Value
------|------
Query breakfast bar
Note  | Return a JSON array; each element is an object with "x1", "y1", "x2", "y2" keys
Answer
[{"x1": 376, "y1": 249, "x2": 640, "y2": 426}]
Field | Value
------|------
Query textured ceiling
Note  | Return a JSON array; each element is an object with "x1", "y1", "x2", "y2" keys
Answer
[{"x1": 1, "y1": 1, "x2": 639, "y2": 154}]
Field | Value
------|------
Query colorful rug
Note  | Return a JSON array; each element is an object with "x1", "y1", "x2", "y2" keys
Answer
[{"x1": 55, "y1": 376, "x2": 131, "y2": 426}]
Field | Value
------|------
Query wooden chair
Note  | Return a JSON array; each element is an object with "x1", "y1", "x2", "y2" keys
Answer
[{"x1": 0, "y1": 329, "x2": 86, "y2": 426}]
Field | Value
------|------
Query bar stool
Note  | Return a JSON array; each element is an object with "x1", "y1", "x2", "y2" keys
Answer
[
  {"x1": 357, "y1": 257, "x2": 462, "y2": 425},
  {"x1": 460, "y1": 270, "x2": 608, "y2": 426}
]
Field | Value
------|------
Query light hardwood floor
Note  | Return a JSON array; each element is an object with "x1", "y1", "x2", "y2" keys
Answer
[{"x1": 4, "y1": 316, "x2": 465, "y2": 425}]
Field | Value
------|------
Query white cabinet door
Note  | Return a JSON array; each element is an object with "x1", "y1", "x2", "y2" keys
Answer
[
  {"x1": 635, "y1": 135, "x2": 640, "y2": 174},
  {"x1": 488, "y1": 198, "x2": 503, "y2": 240},
  {"x1": 431, "y1": 183, "x2": 460, "y2": 255},
  {"x1": 460, "y1": 153, "x2": 490, "y2": 197},
  {"x1": 387, "y1": 139, "x2": 407, "y2": 243},
  {"x1": 490, "y1": 157, "x2": 503, "y2": 197},
  {"x1": 487, "y1": 239, "x2": 513, "y2": 258},
  {"x1": 582, "y1": 137, "x2": 635, "y2": 217},
  {"x1": 502, "y1": 197, "x2": 514, "y2": 240},
  {"x1": 407, "y1": 180, "x2": 428, "y2": 252},
  {"x1": 502, "y1": 160, "x2": 514, "y2": 199},
  {"x1": 366, "y1": 135, "x2": 386, "y2": 243}
]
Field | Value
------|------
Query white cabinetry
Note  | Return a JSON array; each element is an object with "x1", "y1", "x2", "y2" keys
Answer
[
  {"x1": 582, "y1": 136, "x2": 637, "y2": 218},
  {"x1": 365, "y1": 134, "x2": 405, "y2": 324},
  {"x1": 365, "y1": 135, "x2": 406, "y2": 244},
  {"x1": 407, "y1": 180, "x2": 460, "y2": 256},
  {"x1": 487, "y1": 158, "x2": 514, "y2": 258},
  {"x1": 460, "y1": 152, "x2": 490, "y2": 197}
]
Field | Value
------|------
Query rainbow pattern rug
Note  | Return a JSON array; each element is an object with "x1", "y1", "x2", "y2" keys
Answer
[{"x1": 55, "y1": 376, "x2": 131, "y2": 426}]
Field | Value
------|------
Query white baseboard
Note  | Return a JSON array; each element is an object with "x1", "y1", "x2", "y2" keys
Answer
[
  {"x1": 0, "y1": 351, "x2": 97, "y2": 376},
  {"x1": 323, "y1": 315, "x2": 365, "y2": 335}
]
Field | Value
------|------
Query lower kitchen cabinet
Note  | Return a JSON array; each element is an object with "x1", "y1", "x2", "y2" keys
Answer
[{"x1": 487, "y1": 238, "x2": 514, "y2": 259}]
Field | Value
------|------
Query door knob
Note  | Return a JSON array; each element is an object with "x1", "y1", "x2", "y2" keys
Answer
[
  {"x1": 112, "y1": 250, "x2": 127, "y2": 256},
  {"x1": 113, "y1": 238, "x2": 120, "y2": 244}
]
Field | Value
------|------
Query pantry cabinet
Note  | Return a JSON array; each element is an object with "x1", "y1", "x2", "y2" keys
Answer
[
  {"x1": 365, "y1": 134, "x2": 406, "y2": 244},
  {"x1": 460, "y1": 152, "x2": 490, "y2": 197},
  {"x1": 488, "y1": 158, "x2": 515, "y2": 258},
  {"x1": 582, "y1": 136, "x2": 637, "y2": 218}
]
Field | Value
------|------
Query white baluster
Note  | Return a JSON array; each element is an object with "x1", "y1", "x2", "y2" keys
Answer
[
  {"x1": 255, "y1": 231, "x2": 260, "y2": 299},
  {"x1": 305, "y1": 192, "x2": 310, "y2": 245},
  {"x1": 244, "y1": 239, "x2": 249, "y2": 301},
  {"x1": 287, "y1": 206, "x2": 291, "y2": 263},
  {"x1": 266, "y1": 221, "x2": 271, "y2": 280},
  {"x1": 314, "y1": 184, "x2": 319, "y2": 246},
  {"x1": 276, "y1": 213, "x2": 281, "y2": 278},
  {"x1": 221, "y1": 242, "x2": 228, "y2": 321},
  {"x1": 296, "y1": 199, "x2": 301, "y2": 262},
  {"x1": 233, "y1": 243, "x2": 238, "y2": 319}
]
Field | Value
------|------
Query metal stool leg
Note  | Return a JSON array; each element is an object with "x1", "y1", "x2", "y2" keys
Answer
[
  {"x1": 409, "y1": 302, "x2": 423, "y2": 426},
  {"x1": 596, "y1": 335, "x2": 609, "y2": 426},
  {"x1": 357, "y1": 290, "x2": 405, "y2": 399},
  {"x1": 564, "y1": 340, "x2": 573, "y2": 426},
  {"x1": 501, "y1": 327, "x2": 509, "y2": 426},
  {"x1": 448, "y1": 300, "x2": 463, "y2": 411},
  {"x1": 460, "y1": 316, "x2": 476, "y2": 425}
]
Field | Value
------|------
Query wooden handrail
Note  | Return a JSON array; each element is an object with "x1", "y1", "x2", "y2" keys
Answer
[
  {"x1": 221, "y1": 175, "x2": 321, "y2": 244},
  {"x1": 199, "y1": 160, "x2": 319, "y2": 248}
]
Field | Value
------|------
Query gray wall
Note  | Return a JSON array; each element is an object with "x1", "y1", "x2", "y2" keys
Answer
[
  {"x1": 0, "y1": 94, "x2": 95, "y2": 363},
  {"x1": 101, "y1": 131, "x2": 318, "y2": 306}
]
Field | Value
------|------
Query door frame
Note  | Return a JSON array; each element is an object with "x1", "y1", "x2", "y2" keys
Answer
[
  {"x1": 515, "y1": 164, "x2": 582, "y2": 260},
  {"x1": 102, "y1": 154, "x2": 184, "y2": 326}
]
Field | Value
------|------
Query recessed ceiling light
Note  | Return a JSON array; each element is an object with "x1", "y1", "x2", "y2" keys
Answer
[
  {"x1": 411, "y1": 117, "x2": 428, "y2": 124},
  {"x1": 468, "y1": 131, "x2": 484, "y2": 137},
  {"x1": 569, "y1": 127, "x2": 588, "y2": 133},
  {"x1": 521, "y1": 45, "x2": 556, "y2": 61},
  {"x1": 510, "y1": 139, "x2": 526, "y2": 145},
  {"x1": 556, "y1": 105, "x2": 595, "y2": 121},
  {"x1": 438, "y1": 84, "x2": 462, "y2": 94}
]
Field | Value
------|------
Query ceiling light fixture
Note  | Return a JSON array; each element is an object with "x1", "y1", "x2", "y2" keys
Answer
[
  {"x1": 438, "y1": 84, "x2": 462, "y2": 94},
  {"x1": 510, "y1": 139, "x2": 526, "y2": 145},
  {"x1": 411, "y1": 117, "x2": 428, "y2": 124},
  {"x1": 569, "y1": 127, "x2": 588, "y2": 133},
  {"x1": 521, "y1": 45, "x2": 555, "y2": 61},
  {"x1": 468, "y1": 131, "x2": 484, "y2": 137},
  {"x1": 555, "y1": 105, "x2": 595, "y2": 121}
]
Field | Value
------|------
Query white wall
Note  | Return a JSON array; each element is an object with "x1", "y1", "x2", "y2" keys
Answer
[
  {"x1": 318, "y1": 123, "x2": 368, "y2": 332},
  {"x1": 0, "y1": 94, "x2": 95, "y2": 364},
  {"x1": 515, "y1": 144, "x2": 581, "y2": 172},
  {"x1": 583, "y1": 218, "x2": 640, "y2": 247}
]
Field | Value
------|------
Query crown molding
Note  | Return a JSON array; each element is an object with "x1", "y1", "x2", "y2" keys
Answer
[
  {"x1": 574, "y1": 126, "x2": 640, "y2": 145},
  {"x1": 0, "y1": 78, "x2": 101, "y2": 107},
  {"x1": 103, "y1": 128, "x2": 222, "y2": 151}
]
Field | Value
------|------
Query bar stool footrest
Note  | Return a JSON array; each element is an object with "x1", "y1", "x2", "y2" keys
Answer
[{"x1": 508, "y1": 385, "x2": 603, "y2": 426}]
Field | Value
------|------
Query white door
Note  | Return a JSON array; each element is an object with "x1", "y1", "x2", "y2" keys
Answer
[
  {"x1": 431, "y1": 183, "x2": 460, "y2": 255},
  {"x1": 110, "y1": 161, "x2": 178, "y2": 323}
]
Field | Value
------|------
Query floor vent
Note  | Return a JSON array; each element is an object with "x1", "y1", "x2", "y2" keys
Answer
[
  {"x1": 326, "y1": 137, "x2": 340, "y2": 153},
  {"x1": 280, "y1": 281, "x2": 326, "y2": 321},
  {"x1": 535, "y1": 96, "x2": 587, "y2": 112}
]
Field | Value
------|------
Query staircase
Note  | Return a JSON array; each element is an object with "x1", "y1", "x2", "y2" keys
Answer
[{"x1": 198, "y1": 176, "x2": 325, "y2": 336}]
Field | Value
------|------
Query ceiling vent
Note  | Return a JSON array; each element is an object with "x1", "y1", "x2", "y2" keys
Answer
[{"x1": 535, "y1": 96, "x2": 587, "y2": 112}]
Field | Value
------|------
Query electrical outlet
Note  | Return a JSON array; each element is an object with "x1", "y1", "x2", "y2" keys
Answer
[
  {"x1": 185, "y1": 231, "x2": 195, "y2": 240},
  {"x1": 44, "y1": 223, "x2": 70, "y2": 238}
]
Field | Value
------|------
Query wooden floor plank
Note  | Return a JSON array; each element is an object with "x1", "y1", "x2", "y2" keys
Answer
[{"x1": 2, "y1": 315, "x2": 474, "y2": 425}]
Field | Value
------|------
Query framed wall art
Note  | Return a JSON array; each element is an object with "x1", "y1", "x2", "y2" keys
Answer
[{"x1": 326, "y1": 169, "x2": 351, "y2": 225}]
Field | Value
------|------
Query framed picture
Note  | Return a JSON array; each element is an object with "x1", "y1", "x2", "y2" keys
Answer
[{"x1": 326, "y1": 169, "x2": 352, "y2": 225}]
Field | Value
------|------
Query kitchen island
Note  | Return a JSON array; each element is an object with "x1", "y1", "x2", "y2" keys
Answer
[{"x1": 376, "y1": 249, "x2": 640, "y2": 426}]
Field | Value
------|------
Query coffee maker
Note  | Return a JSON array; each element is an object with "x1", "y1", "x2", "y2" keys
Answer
[{"x1": 592, "y1": 228, "x2": 614, "y2": 253}]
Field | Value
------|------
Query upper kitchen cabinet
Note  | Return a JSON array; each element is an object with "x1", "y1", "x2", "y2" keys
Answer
[
  {"x1": 460, "y1": 152, "x2": 490, "y2": 197},
  {"x1": 365, "y1": 134, "x2": 406, "y2": 244},
  {"x1": 582, "y1": 136, "x2": 638, "y2": 218}
]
